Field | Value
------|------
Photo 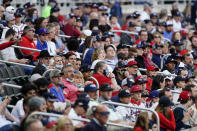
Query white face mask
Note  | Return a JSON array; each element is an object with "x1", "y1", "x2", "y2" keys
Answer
[
  {"x1": 136, "y1": 26, "x2": 141, "y2": 32},
  {"x1": 55, "y1": 65, "x2": 63, "y2": 69},
  {"x1": 66, "y1": 78, "x2": 74, "y2": 83}
]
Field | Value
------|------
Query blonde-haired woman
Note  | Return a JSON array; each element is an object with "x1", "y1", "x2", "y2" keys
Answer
[{"x1": 56, "y1": 116, "x2": 74, "y2": 131}]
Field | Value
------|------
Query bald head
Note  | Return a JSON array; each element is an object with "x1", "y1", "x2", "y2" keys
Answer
[
  {"x1": 90, "y1": 12, "x2": 99, "y2": 20},
  {"x1": 94, "y1": 104, "x2": 109, "y2": 125}
]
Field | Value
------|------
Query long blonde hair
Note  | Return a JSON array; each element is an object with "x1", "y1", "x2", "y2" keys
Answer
[
  {"x1": 56, "y1": 116, "x2": 74, "y2": 131},
  {"x1": 134, "y1": 112, "x2": 149, "y2": 131}
]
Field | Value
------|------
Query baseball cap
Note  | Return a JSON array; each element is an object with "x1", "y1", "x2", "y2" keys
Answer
[
  {"x1": 121, "y1": 78, "x2": 134, "y2": 88},
  {"x1": 174, "y1": 11, "x2": 181, "y2": 16},
  {"x1": 147, "y1": 66, "x2": 159, "y2": 72},
  {"x1": 178, "y1": 91, "x2": 191, "y2": 101},
  {"x1": 92, "y1": 35, "x2": 102, "y2": 42},
  {"x1": 149, "y1": 90, "x2": 159, "y2": 98},
  {"x1": 84, "y1": 83, "x2": 98, "y2": 92},
  {"x1": 130, "y1": 85, "x2": 142, "y2": 93},
  {"x1": 38, "y1": 28, "x2": 48, "y2": 35},
  {"x1": 100, "y1": 83, "x2": 113, "y2": 91},
  {"x1": 115, "y1": 61, "x2": 126, "y2": 68},
  {"x1": 165, "y1": 57, "x2": 176, "y2": 64},
  {"x1": 135, "y1": 76, "x2": 148, "y2": 84},
  {"x1": 127, "y1": 21, "x2": 136, "y2": 27},
  {"x1": 165, "y1": 75, "x2": 173, "y2": 81},
  {"x1": 29, "y1": 73, "x2": 42, "y2": 82},
  {"x1": 66, "y1": 13, "x2": 75, "y2": 19},
  {"x1": 166, "y1": 21, "x2": 173, "y2": 26},
  {"x1": 6, "y1": 6, "x2": 15, "y2": 13},
  {"x1": 51, "y1": 6, "x2": 60, "y2": 13},
  {"x1": 174, "y1": 76, "x2": 186, "y2": 85},
  {"x1": 49, "y1": 69, "x2": 63, "y2": 78},
  {"x1": 23, "y1": 2, "x2": 35, "y2": 9},
  {"x1": 173, "y1": 40, "x2": 183, "y2": 46},
  {"x1": 75, "y1": 98, "x2": 89, "y2": 110},
  {"x1": 150, "y1": 13, "x2": 157, "y2": 18},
  {"x1": 98, "y1": 5, "x2": 108, "y2": 11},
  {"x1": 159, "y1": 96, "x2": 171, "y2": 107},
  {"x1": 152, "y1": 43, "x2": 163, "y2": 50},
  {"x1": 118, "y1": 89, "x2": 131, "y2": 98},
  {"x1": 82, "y1": 30, "x2": 92, "y2": 36},
  {"x1": 43, "y1": 93, "x2": 58, "y2": 102},
  {"x1": 126, "y1": 60, "x2": 138, "y2": 67}
]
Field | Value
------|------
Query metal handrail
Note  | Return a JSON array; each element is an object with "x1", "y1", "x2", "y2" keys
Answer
[
  {"x1": 0, "y1": 60, "x2": 35, "y2": 68},
  {"x1": 12, "y1": 45, "x2": 41, "y2": 52},
  {"x1": 112, "y1": 30, "x2": 138, "y2": 35},
  {"x1": 138, "y1": 68, "x2": 177, "y2": 77},
  {"x1": 90, "y1": 76, "x2": 100, "y2": 100},
  {"x1": 2, "y1": 83, "x2": 22, "y2": 89},
  {"x1": 27, "y1": 112, "x2": 132, "y2": 128},
  {"x1": 58, "y1": 34, "x2": 71, "y2": 38},
  {"x1": 101, "y1": 101, "x2": 160, "y2": 131}
]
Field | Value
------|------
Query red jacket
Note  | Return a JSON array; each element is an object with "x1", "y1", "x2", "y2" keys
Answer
[
  {"x1": 0, "y1": 41, "x2": 14, "y2": 50},
  {"x1": 19, "y1": 35, "x2": 40, "y2": 61},
  {"x1": 134, "y1": 127, "x2": 143, "y2": 131},
  {"x1": 157, "y1": 109, "x2": 176, "y2": 131}
]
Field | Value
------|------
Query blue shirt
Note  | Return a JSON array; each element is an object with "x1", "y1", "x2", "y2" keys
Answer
[
  {"x1": 50, "y1": 86, "x2": 65, "y2": 102},
  {"x1": 163, "y1": 31, "x2": 173, "y2": 41},
  {"x1": 83, "y1": 47, "x2": 95, "y2": 66},
  {"x1": 36, "y1": 40, "x2": 48, "y2": 50}
]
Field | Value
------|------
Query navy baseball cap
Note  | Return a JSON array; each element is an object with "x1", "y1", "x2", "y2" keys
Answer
[
  {"x1": 100, "y1": 83, "x2": 113, "y2": 91},
  {"x1": 174, "y1": 76, "x2": 186, "y2": 85},
  {"x1": 149, "y1": 90, "x2": 159, "y2": 98},
  {"x1": 173, "y1": 40, "x2": 183, "y2": 46},
  {"x1": 118, "y1": 89, "x2": 131, "y2": 98},
  {"x1": 152, "y1": 43, "x2": 163, "y2": 50},
  {"x1": 38, "y1": 28, "x2": 48, "y2": 35},
  {"x1": 127, "y1": 21, "x2": 136, "y2": 27},
  {"x1": 84, "y1": 83, "x2": 98, "y2": 92},
  {"x1": 23, "y1": 2, "x2": 35, "y2": 9},
  {"x1": 75, "y1": 98, "x2": 89, "y2": 110},
  {"x1": 51, "y1": 6, "x2": 60, "y2": 13},
  {"x1": 165, "y1": 57, "x2": 176, "y2": 64},
  {"x1": 174, "y1": 11, "x2": 181, "y2": 16}
]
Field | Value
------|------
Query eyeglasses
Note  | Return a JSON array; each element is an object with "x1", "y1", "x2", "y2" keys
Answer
[
  {"x1": 98, "y1": 111, "x2": 110, "y2": 116},
  {"x1": 154, "y1": 36, "x2": 160, "y2": 38}
]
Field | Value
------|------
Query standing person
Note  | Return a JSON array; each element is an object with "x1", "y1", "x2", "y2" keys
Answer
[
  {"x1": 173, "y1": 91, "x2": 193, "y2": 130},
  {"x1": 154, "y1": 96, "x2": 176, "y2": 131},
  {"x1": 133, "y1": 112, "x2": 149, "y2": 131},
  {"x1": 81, "y1": 104, "x2": 109, "y2": 131},
  {"x1": 42, "y1": 0, "x2": 57, "y2": 18}
]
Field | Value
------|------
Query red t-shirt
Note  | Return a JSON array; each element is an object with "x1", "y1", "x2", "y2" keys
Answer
[
  {"x1": 134, "y1": 127, "x2": 143, "y2": 131},
  {"x1": 63, "y1": 23, "x2": 81, "y2": 37},
  {"x1": 92, "y1": 73, "x2": 112, "y2": 87}
]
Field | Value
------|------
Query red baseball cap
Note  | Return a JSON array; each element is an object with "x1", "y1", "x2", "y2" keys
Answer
[
  {"x1": 127, "y1": 60, "x2": 138, "y2": 67},
  {"x1": 178, "y1": 91, "x2": 191, "y2": 101},
  {"x1": 45, "y1": 121, "x2": 56, "y2": 128},
  {"x1": 130, "y1": 85, "x2": 142, "y2": 93},
  {"x1": 147, "y1": 66, "x2": 159, "y2": 72}
]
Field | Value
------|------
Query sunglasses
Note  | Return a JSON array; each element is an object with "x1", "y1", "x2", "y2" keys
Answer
[{"x1": 98, "y1": 111, "x2": 110, "y2": 116}]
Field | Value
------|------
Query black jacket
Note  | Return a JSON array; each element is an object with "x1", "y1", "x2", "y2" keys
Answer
[
  {"x1": 32, "y1": 63, "x2": 47, "y2": 75},
  {"x1": 81, "y1": 119, "x2": 107, "y2": 131}
]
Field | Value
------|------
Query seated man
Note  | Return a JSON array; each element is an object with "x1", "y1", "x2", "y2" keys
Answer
[{"x1": 32, "y1": 50, "x2": 53, "y2": 75}]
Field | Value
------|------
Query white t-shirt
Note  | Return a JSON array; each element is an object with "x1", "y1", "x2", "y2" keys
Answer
[
  {"x1": 68, "y1": 108, "x2": 82, "y2": 126},
  {"x1": 0, "y1": 40, "x2": 17, "y2": 60},
  {"x1": 11, "y1": 99, "x2": 24, "y2": 121},
  {"x1": 140, "y1": 11, "x2": 150, "y2": 21},
  {"x1": 172, "y1": 19, "x2": 182, "y2": 32},
  {"x1": 47, "y1": 41, "x2": 56, "y2": 56},
  {"x1": 116, "y1": 102, "x2": 145, "y2": 122}
]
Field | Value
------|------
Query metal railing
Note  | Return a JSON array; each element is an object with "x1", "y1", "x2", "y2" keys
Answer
[
  {"x1": 101, "y1": 101, "x2": 160, "y2": 131},
  {"x1": 90, "y1": 76, "x2": 100, "y2": 100},
  {"x1": 2, "y1": 82, "x2": 22, "y2": 89},
  {"x1": 0, "y1": 60, "x2": 36, "y2": 68},
  {"x1": 58, "y1": 34, "x2": 71, "y2": 38},
  {"x1": 27, "y1": 112, "x2": 133, "y2": 128},
  {"x1": 11, "y1": 45, "x2": 41, "y2": 52},
  {"x1": 111, "y1": 30, "x2": 138, "y2": 35}
]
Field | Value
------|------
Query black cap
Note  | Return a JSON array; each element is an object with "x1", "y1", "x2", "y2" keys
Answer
[
  {"x1": 100, "y1": 83, "x2": 113, "y2": 91},
  {"x1": 127, "y1": 21, "x2": 136, "y2": 27},
  {"x1": 23, "y1": 2, "x2": 35, "y2": 9},
  {"x1": 51, "y1": 6, "x2": 60, "y2": 13},
  {"x1": 174, "y1": 11, "x2": 181, "y2": 16},
  {"x1": 159, "y1": 96, "x2": 171, "y2": 107},
  {"x1": 37, "y1": 50, "x2": 53, "y2": 59},
  {"x1": 118, "y1": 89, "x2": 131, "y2": 98},
  {"x1": 115, "y1": 61, "x2": 126, "y2": 68},
  {"x1": 75, "y1": 98, "x2": 89, "y2": 110},
  {"x1": 173, "y1": 40, "x2": 183, "y2": 46},
  {"x1": 174, "y1": 76, "x2": 186, "y2": 85},
  {"x1": 165, "y1": 57, "x2": 176, "y2": 64},
  {"x1": 152, "y1": 43, "x2": 163, "y2": 50},
  {"x1": 150, "y1": 13, "x2": 157, "y2": 18},
  {"x1": 117, "y1": 44, "x2": 130, "y2": 50},
  {"x1": 80, "y1": 64, "x2": 91, "y2": 73}
]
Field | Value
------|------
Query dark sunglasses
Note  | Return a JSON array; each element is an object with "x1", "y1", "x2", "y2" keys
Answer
[{"x1": 98, "y1": 111, "x2": 110, "y2": 116}]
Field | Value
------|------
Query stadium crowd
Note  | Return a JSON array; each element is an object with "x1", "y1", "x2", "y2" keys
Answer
[{"x1": 1, "y1": 0, "x2": 197, "y2": 131}]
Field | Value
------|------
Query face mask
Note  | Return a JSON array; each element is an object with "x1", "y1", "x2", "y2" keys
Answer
[
  {"x1": 32, "y1": 14, "x2": 38, "y2": 22},
  {"x1": 66, "y1": 78, "x2": 74, "y2": 83},
  {"x1": 42, "y1": 64, "x2": 48, "y2": 69},
  {"x1": 75, "y1": 84, "x2": 83, "y2": 88},
  {"x1": 136, "y1": 26, "x2": 141, "y2": 32},
  {"x1": 55, "y1": 65, "x2": 63, "y2": 69},
  {"x1": 103, "y1": 69, "x2": 109, "y2": 77}
]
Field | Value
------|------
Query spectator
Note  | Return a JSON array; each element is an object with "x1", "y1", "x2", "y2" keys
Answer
[
  {"x1": 23, "y1": 118, "x2": 44, "y2": 131},
  {"x1": 63, "y1": 51, "x2": 77, "y2": 66},
  {"x1": 34, "y1": 17, "x2": 48, "y2": 34},
  {"x1": 62, "y1": 64, "x2": 78, "y2": 102},
  {"x1": 126, "y1": 60, "x2": 139, "y2": 82},
  {"x1": 56, "y1": 116, "x2": 73, "y2": 131},
  {"x1": 36, "y1": 28, "x2": 48, "y2": 51},
  {"x1": 154, "y1": 96, "x2": 176, "y2": 131},
  {"x1": 42, "y1": 0, "x2": 57, "y2": 18},
  {"x1": 151, "y1": 43, "x2": 163, "y2": 68},
  {"x1": 133, "y1": 112, "x2": 149, "y2": 131},
  {"x1": 32, "y1": 50, "x2": 52, "y2": 75},
  {"x1": 19, "y1": 26, "x2": 40, "y2": 61},
  {"x1": 34, "y1": 77, "x2": 50, "y2": 96},
  {"x1": 68, "y1": 98, "x2": 89, "y2": 128},
  {"x1": 49, "y1": 69, "x2": 65, "y2": 102},
  {"x1": 104, "y1": 44, "x2": 117, "y2": 70},
  {"x1": 173, "y1": 91, "x2": 193, "y2": 130},
  {"x1": 81, "y1": 104, "x2": 109, "y2": 131}
]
